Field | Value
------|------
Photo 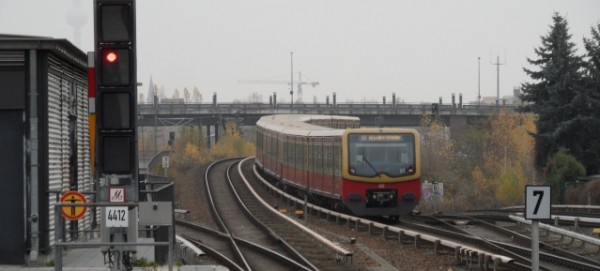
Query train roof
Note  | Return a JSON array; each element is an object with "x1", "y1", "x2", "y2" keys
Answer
[{"x1": 256, "y1": 114, "x2": 359, "y2": 137}]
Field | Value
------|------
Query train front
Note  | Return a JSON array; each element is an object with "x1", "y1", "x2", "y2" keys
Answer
[{"x1": 341, "y1": 128, "x2": 421, "y2": 218}]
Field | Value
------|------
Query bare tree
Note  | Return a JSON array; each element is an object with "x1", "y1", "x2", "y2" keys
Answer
[{"x1": 183, "y1": 87, "x2": 190, "y2": 103}]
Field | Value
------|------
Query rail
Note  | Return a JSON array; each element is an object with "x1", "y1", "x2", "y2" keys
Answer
[
  {"x1": 225, "y1": 161, "x2": 317, "y2": 270},
  {"x1": 510, "y1": 215, "x2": 600, "y2": 247},
  {"x1": 205, "y1": 158, "x2": 252, "y2": 271},
  {"x1": 239, "y1": 157, "x2": 353, "y2": 261},
  {"x1": 175, "y1": 234, "x2": 205, "y2": 257}
]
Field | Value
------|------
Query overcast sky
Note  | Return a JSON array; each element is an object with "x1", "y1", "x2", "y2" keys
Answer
[{"x1": 2, "y1": 0, "x2": 599, "y2": 104}]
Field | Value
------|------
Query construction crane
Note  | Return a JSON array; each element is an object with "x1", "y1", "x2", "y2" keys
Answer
[{"x1": 237, "y1": 72, "x2": 319, "y2": 103}]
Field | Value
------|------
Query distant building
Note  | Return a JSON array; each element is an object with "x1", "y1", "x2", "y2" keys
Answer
[
  {"x1": 161, "y1": 98, "x2": 185, "y2": 104},
  {"x1": 479, "y1": 86, "x2": 522, "y2": 105},
  {"x1": 146, "y1": 76, "x2": 154, "y2": 104}
]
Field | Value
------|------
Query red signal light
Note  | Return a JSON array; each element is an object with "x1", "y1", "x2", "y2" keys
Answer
[{"x1": 104, "y1": 51, "x2": 118, "y2": 63}]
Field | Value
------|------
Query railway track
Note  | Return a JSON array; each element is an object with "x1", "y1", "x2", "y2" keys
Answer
[
  {"x1": 177, "y1": 157, "x2": 353, "y2": 270},
  {"x1": 406, "y1": 214, "x2": 600, "y2": 271},
  {"x1": 242, "y1": 156, "x2": 600, "y2": 270},
  {"x1": 173, "y1": 156, "x2": 599, "y2": 270},
  {"x1": 205, "y1": 158, "x2": 315, "y2": 270},
  {"x1": 243, "y1": 158, "x2": 514, "y2": 270}
]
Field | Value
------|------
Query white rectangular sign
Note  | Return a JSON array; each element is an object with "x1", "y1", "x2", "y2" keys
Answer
[
  {"x1": 162, "y1": 156, "x2": 169, "y2": 168},
  {"x1": 109, "y1": 187, "x2": 125, "y2": 203},
  {"x1": 105, "y1": 207, "x2": 128, "y2": 227},
  {"x1": 525, "y1": 185, "x2": 551, "y2": 220}
]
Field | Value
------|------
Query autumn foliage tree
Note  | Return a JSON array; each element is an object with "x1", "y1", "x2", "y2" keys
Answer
[
  {"x1": 419, "y1": 114, "x2": 463, "y2": 211},
  {"x1": 470, "y1": 110, "x2": 537, "y2": 206},
  {"x1": 420, "y1": 109, "x2": 538, "y2": 212},
  {"x1": 169, "y1": 120, "x2": 256, "y2": 175},
  {"x1": 420, "y1": 114, "x2": 456, "y2": 183},
  {"x1": 210, "y1": 121, "x2": 256, "y2": 158}
]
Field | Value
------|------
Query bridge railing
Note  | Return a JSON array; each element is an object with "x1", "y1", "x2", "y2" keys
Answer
[{"x1": 137, "y1": 101, "x2": 519, "y2": 116}]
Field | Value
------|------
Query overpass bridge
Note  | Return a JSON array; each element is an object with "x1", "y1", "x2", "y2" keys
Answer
[{"x1": 137, "y1": 99, "x2": 518, "y2": 143}]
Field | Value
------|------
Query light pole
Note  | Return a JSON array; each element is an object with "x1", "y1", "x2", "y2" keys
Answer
[
  {"x1": 290, "y1": 51, "x2": 294, "y2": 108},
  {"x1": 153, "y1": 95, "x2": 158, "y2": 156},
  {"x1": 478, "y1": 57, "x2": 481, "y2": 105}
]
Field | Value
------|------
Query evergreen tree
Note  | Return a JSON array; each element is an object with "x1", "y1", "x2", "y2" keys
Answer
[
  {"x1": 520, "y1": 13, "x2": 586, "y2": 170},
  {"x1": 578, "y1": 23, "x2": 600, "y2": 174},
  {"x1": 584, "y1": 23, "x2": 600, "y2": 94}
]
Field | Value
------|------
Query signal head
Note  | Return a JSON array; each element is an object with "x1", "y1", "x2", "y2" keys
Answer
[{"x1": 104, "y1": 50, "x2": 118, "y2": 63}]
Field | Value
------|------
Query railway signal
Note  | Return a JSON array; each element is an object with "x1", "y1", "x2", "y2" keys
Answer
[
  {"x1": 431, "y1": 103, "x2": 439, "y2": 115},
  {"x1": 94, "y1": 0, "x2": 138, "y2": 201},
  {"x1": 94, "y1": 0, "x2": 139, "y2": 267}
]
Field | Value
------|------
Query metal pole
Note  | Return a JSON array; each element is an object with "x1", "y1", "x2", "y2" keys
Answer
[
  {"x1": 29, "y1": 49, "x2": 40, "y2": 262},
  {"x1": 496, "y1": 55, "x2": 500, "y2": 105},
  {"x1": 54, "y1": 205, "x2": 63, "y2": 271},
  {"x1": 168, "y1": 225, "x2": 174, "y2": 271},
  {"x1": 532, "y1": 221, "x2": 540, "y2": 271},
  {"x1": 154, "y1": 95, "x2": 158, "y2": 155},
  {"x1": 290, "y1": 52, "x2": 294, "y2": 108},
  {"x1": 477, "y1": 56, "x2": 481, "y2": 105},
  {"x1": 304, "y1": 192, "x2": 308, "y2": 225}
]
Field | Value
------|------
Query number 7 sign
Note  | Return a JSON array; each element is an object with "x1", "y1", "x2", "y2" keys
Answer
[{"x1": 525, "y1": 186, "x2": 551, "y2": 220}]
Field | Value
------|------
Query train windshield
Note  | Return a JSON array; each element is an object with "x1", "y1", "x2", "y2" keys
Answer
[{"x1": 348, "y1": 133, "x2": 416, "y2": 178}]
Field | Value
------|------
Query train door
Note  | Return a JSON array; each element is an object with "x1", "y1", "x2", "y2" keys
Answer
[
  {"x1": 306, "y1": 137, "x2": 315, "y2": 191},
  {"x1": 275, "y1": 133, "x2": 280, "y2": 176},
  {"x1": 283, "y1": 135, "x2": 289, "y2": 179},
  {"x1": 292, "y1": 136, "x2": 298, "y2": 181},
  {"x1": 297, "y1": 136, "x2": 303, "y2": 183},
  {"x1": 323, "y1": 137, "x2": 334, "y2": 193},
  {"x1": 314, "y1": 137, "x2": 323, "y2": 190},
  {"x1": 268, "y1": 130, "x2": 274, "y2": 170},
  {"x1": 333, "y1": 138, "x2": 342, "y2": 195}
]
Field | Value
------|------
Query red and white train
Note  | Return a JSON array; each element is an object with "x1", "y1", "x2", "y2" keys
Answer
[{"x1": 255, "y1": 114, "x2": 421, "y2": 218}]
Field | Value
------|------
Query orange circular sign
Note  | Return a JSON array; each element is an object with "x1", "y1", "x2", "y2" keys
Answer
[{"x1": 60, "y1": 191, "x2": 88, "y2": 221}]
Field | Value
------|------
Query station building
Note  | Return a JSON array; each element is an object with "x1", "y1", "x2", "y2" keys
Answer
[{"x1": 0, "y1": 34, "x2": 92, "y2": 264}]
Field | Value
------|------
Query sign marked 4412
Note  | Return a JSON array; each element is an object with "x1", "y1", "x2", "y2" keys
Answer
[{"x1": 106, "y1": 207, "x2": 128, "y2": 228}]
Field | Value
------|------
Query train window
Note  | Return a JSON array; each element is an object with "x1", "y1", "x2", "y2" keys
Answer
[
  {"x1": 347, "y1": 133, "x2": 416, "y2": 177},
  {"x1": 288, "y1": 136, "x2": 292, "y2": 166},
  {"x1": 297, "y1": 137, "x2": 304, "y2": 171},
  {"x1": 326, "y1": 138, "x2": 334, "y2": 177},
  {"x1": 308, "y1": 138, "x2": 314, "y2": 173},
  {"x1": 255, "y1": 128, "x2": 259, "y2": 152},
  {"x1": 315, "y1": 138, "x2": 322, "y2": 173},
  {"x1": 292, "y1": 137, "x2": 296, "y2": 170},
  {"x1": 278, "y1": 134, "x2": 283, "y2": 165},
  {"x1": 292, "y1": 137, "x2": 300, "y2": 169},
  {"x1": 333, "y1": 138, "x2": 341, "y2": 177},
  {"x1": 261, "y1": 130, "x2": 264, "y2": 152},
  {"x1": 268, "y1": 131, "x2": 273, "y2": 160},
  {"x1": 301, "y1": 137, "x2": 306, "y2": 171},
  {"x1": 256, "y1": 128, "x2": 260, "y2": 159},
  {"x1": 282, "y1": 135, "x2": 287, "y2": 166},
  {"x1": 265, "y1": 131, "x2": 270, "y2": 159},
  {"x1": 271, "y1": 132, "x2": 276, "y2": 160},
  {"x1": 323, "y1": 138, "x2": 331, "y2": 176}
]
